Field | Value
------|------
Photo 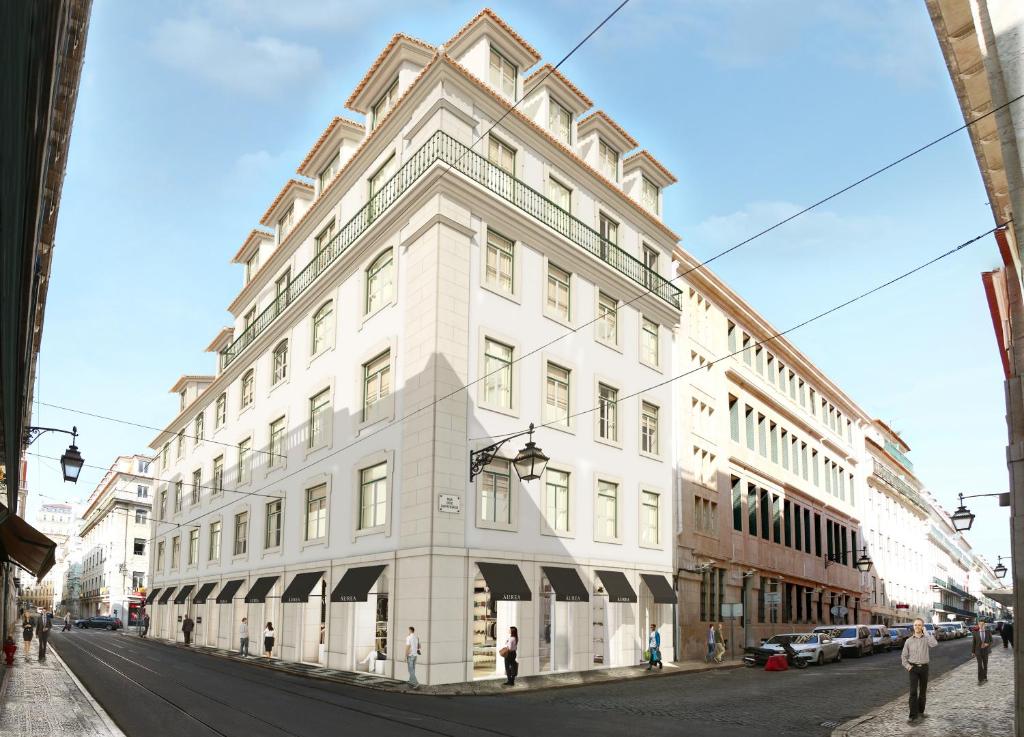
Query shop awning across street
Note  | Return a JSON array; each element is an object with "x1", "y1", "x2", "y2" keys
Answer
[
  {"x1": 0, "y1": 504, "x2": 56, "y2": 579},
  {"x1": 541, "y1": 566, "x2": 589, "y2": 602},
  {"x1": 216, "y1": 579, "x2": 245, "y2": 604},
  {"x1": 282, "y1": 571, "x2": 324, "y2": 603},
  {"x1": 145, "y1": 588, "x2": 161, "y2": 604},
  {"x1": 192, "y1": 582, "x2": 217, "y2": 605},
  {"x1": 245, "y1": 576, "x2": 279, "y2": 603},
  {"x1": 331, "y1": 564, "x2": 386, "y2": 602},
  {"x1": 477, "y1": 562, "x2": 532, "y2": 601},
  {"x1": 595, "y1": 570, "x2": 637, "y2": 603},
  {"x1": 173, "y1": 584, "x2": 195, "y2": 604},
  {"x1": 641, "y1": 574, "x2": 677, "y2": 604},
  {"x1": 158, "y1": 587, "x2": 176, "y2": 604}
]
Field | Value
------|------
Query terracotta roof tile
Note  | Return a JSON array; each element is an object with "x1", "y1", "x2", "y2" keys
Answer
[
  {"x1": 297, "y1": 116, "x2": 365, "y2": 175},
  {"x1": 258, "y1": 179, "x2": 314, "y2": 226},
  {"x1": 168, "y1": 375, "x2": 215, "y2": 393},
  {"x1": 578, "y1": 110, "x2": 639, "y2": 149},
  {"x1": 445, "y1": 8, "x2": 541, "y2": 64},
  {"x1": 624, "y1": 149, "x2": 678, "y2": 184},
  {"x1": 344, "y1": 33, "x2": 435, "y2": 112},
  {"x1": 524, "y1": 64, "x2": 592, "y2": 109},
  {"x1": 204, "y1": 328, "x2": 235, "y2": 353},
  {"x1": 231, "y1": 229, "x2": 274, "y2": 263}
]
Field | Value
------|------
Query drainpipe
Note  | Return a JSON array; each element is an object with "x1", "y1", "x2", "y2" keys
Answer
[{"x1": 672, "y1": 572, "x2": 679, "y2": 662}]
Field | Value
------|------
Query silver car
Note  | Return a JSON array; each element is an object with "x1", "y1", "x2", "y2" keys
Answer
[
  {"x1": 868, "y1": 625, "x2": 893, "y2": 652},
  {"x1": 813, "y1": 625, "x2": 874, "y2": 657},
  {"x1": 760, "y1": 633, "x2": 843, "y2": 665}
]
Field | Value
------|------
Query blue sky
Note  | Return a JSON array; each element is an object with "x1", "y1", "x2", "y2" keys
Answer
[{"x1": 29, "y1": 0, "x2": 1013, "y2": 578}]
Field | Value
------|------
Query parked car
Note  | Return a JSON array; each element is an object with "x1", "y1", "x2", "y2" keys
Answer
[
  {"x1": 74, "y1": 615, "x2": 122, "y2": 630},
  {"x1": 941, "y1": 622, "x2": 968, "y2": 639},
  {"x1": 812, "y1": 625, "x2": 873, "y2": 657},
  {"x1": 894, "y1": 622, "x2": 941, "y2": 640},
  {"x1": 868, "y1": 625, "x2": 893, "y2": 652},
  {"x1": 887, "y1": 626, "x2": 910, "y2": 648},
  {"x1": 936, "y1": 624, "x2": 957, "y2": 641}
]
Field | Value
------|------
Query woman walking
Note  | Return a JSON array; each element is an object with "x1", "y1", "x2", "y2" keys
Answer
[
  {"x1": 501, "y1": 626, "x2": 519, "y2": 686},
  {"x1": 646, "y1": 624, "x2": 662, "y2": 671},
  {"x1": 263, "y1": 622, "x2": 275, "y2": 658},
  {"x1": 21, "y1": 612, "x2": 33, "y2": 655}
]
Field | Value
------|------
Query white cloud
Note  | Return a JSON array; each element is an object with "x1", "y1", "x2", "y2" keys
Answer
[{"x1": 151, "y1": 17, "x2": 321, "y2": 96}]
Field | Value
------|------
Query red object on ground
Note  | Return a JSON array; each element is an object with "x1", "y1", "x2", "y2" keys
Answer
[
  {"x1": 3, "y1": 640, "x2": 17, "y2": 665},
  {"x1": 764, "y1": 654, "x2": 789, "y2": 671}
]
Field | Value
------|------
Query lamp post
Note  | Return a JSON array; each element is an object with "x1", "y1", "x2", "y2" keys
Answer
[
  {"x1": 995, "y1": 556, "x2": 1010, "y2": 580},
  {"x1": 469, "y1": 423, "x2": 549, "y2": 482},
  {"x1": 25, "y1": 425, "x2": 85, "y2": 482},
  {"x1": 824, "y1": 547, "x2": 873, "y2": 572},
  {"x1": 950, "y1": 492, "x2": 1011, "y2": 532}
]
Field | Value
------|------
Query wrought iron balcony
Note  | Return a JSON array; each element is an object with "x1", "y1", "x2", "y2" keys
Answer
[
  {"x1": 871, "y1": 460, "x2": 927, "y2": 511},
  {"x1": 221, "y1": 130, "x2": 682, "y2": 369}
]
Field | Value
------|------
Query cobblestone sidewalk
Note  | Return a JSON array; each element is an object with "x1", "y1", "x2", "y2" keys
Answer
[
  {"x1": 0, "y1": 638, "x2": 123, "y2": 737},
  {"x1": 833, "y1": 644, "x2": 1014, "y2": 737}
]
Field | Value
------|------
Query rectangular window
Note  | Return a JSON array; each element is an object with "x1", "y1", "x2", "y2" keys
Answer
[
  {"x1": 245, "y1": 252, "x2": 260, "y2": 283},
  {"x1": 597, "y1": 292, "x2": 617, "y2": 344},
  {"x1": 641, "y1": 176, "x2": 659, "y2": 213},
  {"x1": 305, "y1": 484, "x2": 327, "y2": 541},
  {"x1": 359, "y1": 462, "x2": 388, "y2": 530},
  {"x1": 748, "y1": 484, "x2": 758, "y2": 538},
  {"x1": 759, "y1": 488, "x2": 770, "y2": 541},
  {"x1": 727, "y1": 321, "x2": 736, "y2": 352},
  {"x1": 159, "y1": 489, "x2": 167, "y2": 520},
  {"x1": 309, "y1": 389, "x2": 330, "y2": 449},
  {"x1": 487, "y1": 136, "x2": 516, "y2": 174},
  {"x1": 176, "y1": 430, "x2": 184, "y2": 459},
  {"x1": 812, "y1": 450, "x2": 819, "y2": 486},
  {"x1": 366, "y1": 254, "x2": 394, "y2": 315},
  {"x1": 641, "y1": 317, "x2": 659, "y2": 367},
  {"x1": 546, "y1": 263, "x2": 571, "y2": 320},
  {"x1": 188, "y1": 528, "x2": 199, "y2": 566},
  {"x1": 194, "y1": 412, "x2": 204, "y2": 443},
  {"x1": 596, "y1": 480, "x2": 618, "y2": 540},
  {"x1": 265, "y1": 500, "x2": 282, "y2": 548},
  {"x1": 772, "y1": 494, "x2": 781, "y2": 544},
  {"x1": 777, "y1": 362, "x2": 786, "y2": 393},
  {"x1": 792, "y1": 436, "x2": 800, "y2": 476},
  {"x1": 544, "y1": 362, "x2": 571, "y2": 427},
  {"x1": 641, "y1": 402, "x2": 659, "y2": 455},
  {"x1": 732, "y1": 476, "x2": 743, "y2": 531},
  {"x1": 215, "y1": 393, "x2": 226, "y2": 428},
  {"x1": 793, "y1": 502, "x2": 802, "y2": 550},
  {"x1": 371, "y1": 78, "x2": 398, "y2": 128},
  {"x1": 784, "y1": 500, "x2": 792, "y2": 547},
  {"x1": 814, "y1": 513, "x2": 822, "y2": 557},
  {"x1": 729, "y1": 395, "x2": 739, "y2": 442},
  {"x1": 641, "y1": 491, "x2": 660, "y2": 546},
  {"x1": 318, "y1": 152, "x2": 340, "y2": 191},
  {"x1": 766, "y1": 353, "x2": 774, "y2": 379},
  {"x1": 549, "y1": 99, "x2": 571, "y2": 144},
  {"x1": 234, "y1": 511, "x2": 248, "y2": 556},
  {"x1": 485, "y1": 230, "x2": 514, "y2": 293},
  {"x1": 598, "y1": 139, "x2": 619, "y2": 181},
  {"x1": 171, "y1": 537, "x2": 180, "y2": 569},
  {"x1": 135, "y1": 509, "x2": 148, "y2": 524},
  {"x1": 480, "y1": 459, "x2": 511, "y2": 525},
  {"x1": 770, "y1": 422, "x2": 778, "y2": 463},
  {"x1": 483, "y1": 338, "x2": 513, "y2": 409},
  {"x1": 277, "y1": 205, "x2": 294, "y2": 243},
  {"x1": 801, "y1": 443, "x2": 809, "y2": 481},
  {"x1": 368, "y1": 155, "x2": 397, "y2": 218},
  {"x1": 598, "y1": 383, "x2": 618, "y2": 442},
  {"x1": 780, "y1": 430, "x2": 789, "y2": 470},
  {"x1": 133, "y1": 538, "x2": 146, "y2": 555},
  {"x1": 757, "y1": 414, "x2": 767, "y2": 456},
  {"x1": 788, "y1": 370, "x2": 797, "y2": 400},
  {"x1": 315, "y1": 220, "x2": 336, "y2": 254},
  {"x1": 174, "y1": 481, "x2": 183, "y2": 512},
  {"x1": 156, "y1": 542, "x2": 165, "y2": 571},
  {"x1": 272, "y1": 341, "x2": 288, "y2": 384},
  {"x1": 742, "y1": 333, "x2": 752, "y2": 365},
  {"x1": 545, "y1": 469, "x2": 570, "y2": 532},
  {"x1": 744, "y1": 406, "x2": 755, "y2": 451},
  {"x1": 798, "y1": 380, "x2": 806, "y2": 407},
  {"x1": 547, "y1": 177, "x2": 571, "y2": 212},
  {"x1": 241, "y1": 370, "x2": 254, "y2": 408},
  {"x1": 212, "y1": 455, "x2": 223, "y2": 496},
  {"x1": 237, "y1": 438, "x2": 251, "y2": 484},
  {"x1": 268, "y1": 416, "x2": 286, "y2": 467},
  {"x1": 489, "y1": 47, "x2": 517, "y2": 97},
  {"x1": 208, "y1": 521, "x2": 221, "y2": 561},
  {"x1": 363, "y1": 351, "x2": 391, "y2": 422},
  {"x1": 137, "y1": 484, "x2": 148, "y2": 498},
  {"x1": 191, "y1": 469, "x2": 201, "y2": 505},
  {"x1": 804, "y1": 509, "x2": 812, "y2": 555}
]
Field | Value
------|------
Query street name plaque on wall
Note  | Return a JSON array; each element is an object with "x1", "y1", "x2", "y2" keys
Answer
[{"x1": 438, "y1": 494, "x2": 461, "y2": 514}]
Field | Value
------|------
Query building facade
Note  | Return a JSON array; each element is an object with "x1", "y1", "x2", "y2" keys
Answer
[
  {"x1": 147, "y1": 10, "x2": 680, "y2": 685},
  {"x1": 79, "y1": 455, "x2": 153, "y2": 622}
]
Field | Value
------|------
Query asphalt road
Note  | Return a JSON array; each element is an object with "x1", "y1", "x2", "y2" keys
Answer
[{"x1": 51, "y1": 630, "x2": 977, "y2": 737}]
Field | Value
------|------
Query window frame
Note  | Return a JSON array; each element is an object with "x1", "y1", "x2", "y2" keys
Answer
[
  {"x1": 479, "y1": 331, "x2": 518, "y2": 416},
  {"x1": 593, "y1": 476, "x2": 622, "y2": 544},
  {"x1": 233, "y1": 510, "x2": 249, "y2": 557},
  {"x1": 264, "y1": 499, "x2": 283, "y2": 550},
  {"x1": 482, "y1": 228, "x2": 517, "y2": 298},
  {"x1": 364, "y1": 248, "x2": 395, "y2": 317},
  {"x1": 595, "y1": 291, "x2": 621, "y2": 350},
  {"x1": 640, "y1": 399, "x2": 661, "y2": 459},
  {"x1": 541, "y1": 464, "x2": 574, "y2": 538},
  {"x1": 488, "y1": 45, "x2": 517, "y2": 98},
  {"x1": 595, "y1": 379, "x2": 621, "y2": 447},
  {"x1": 543, "y1": 259, "x2": 572, "y2": 326},
  {"x1": 271, "y1": 340, "x2": 289, "y2": 386},
  {"x1": 371, "y1": 77, "x2": 399, "y2": 128},
  {"x1": 476, "y1": 456, "x2": 516, "y2": 532},
  {"x1": 310, "y1": 300, "x2": 335, "y2": 357},
  {"x1": 639, "y1": 315, "x2": 660, "y2": 370}
]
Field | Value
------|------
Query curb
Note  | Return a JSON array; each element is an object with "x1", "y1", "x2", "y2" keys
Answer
[
  {"x1": 50, "y1": 642, "x2": 127, "y2": 737},
  {"x1": 135, "y1": 634, "x2": 743, "y2": 696}
]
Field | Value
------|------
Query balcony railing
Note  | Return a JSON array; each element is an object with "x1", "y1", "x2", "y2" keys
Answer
[
  {"x1": 872, "y1": 460, "x2": 927, "y2": 511},
  {"x1": 221, "y1": 130, "x2": 682, "y2": 369}
]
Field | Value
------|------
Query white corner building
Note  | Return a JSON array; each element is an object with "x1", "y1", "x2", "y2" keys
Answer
[{"x1": 147, "y1": 9, "x2": 682, "y2": 684}]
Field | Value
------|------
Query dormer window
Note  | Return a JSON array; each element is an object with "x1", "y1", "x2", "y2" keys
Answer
[
  {"x1": 549, "y1": 99, "x2": 571, "y2": 145},
  {"x1": 371, "y1": 78, "x2": 399, "y2": 129},
  {"x1": 489, "y1": 47, "x2": 517, "y2": 98},
  {"x1": 598, "y1": 139, "x2": 619, "y2": 182},
  {"x1": 245, "y1": 251, "x2": 260, "y2": 283},
  {"x1": 179, "y1": 390, "x2": 187, "y2": 411},
  {"x1": 641, "y1": 176, "x2": 659, "y2": 214},
  {"x1": 318, "y1": 152, "x2": 340, "y2": 192},
  {"x1": 277, "y1": 204, "x2": 294, "y2": 243}
]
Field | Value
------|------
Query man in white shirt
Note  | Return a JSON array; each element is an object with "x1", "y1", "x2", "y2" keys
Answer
[
  {"x1": 239, "y1": 617, "x2": 249, "y2": 657},
  {"x1": 405, "y1": 626, "x2": 420, "y2": 688}
]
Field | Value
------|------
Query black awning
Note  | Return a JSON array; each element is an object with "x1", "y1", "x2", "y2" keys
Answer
[
  {"x1": 173, "y1": 584, "x2": 196, "y2": 604},
  {"x1": 192, "y1": 582, "x2": 217, "y2": 605},
  {"x1": 595, "y1": 570, "x2": 637, "y2": 603},
  {"x1": 282, "y1": 571, "x2": 325, "y2": 603},
  {"x1": 641, "y1": 573, "x2": 677, "y2": 604},
  {"x1": 216, "y1": 579, "x2": 245, "y2": 604},
  {"x1": 331, "y1": 565, "x2": 386, "y2": 602},
  {"x1": 158, "y1": 587, "x2": 176, "y2": 604},
  {"x1": 477, "y1": 562, "x2": 531, "y2": 601},
  {"x1": 144, "y1": 588, "x2": 161, "y2": 604},
  {"x1": 0, "y1": 505, "x2": 57, "y2": 578},
  {"x1": 244, "y1": 576, "x2": 279, "y2": 603},
  {"x1": 541, "y1": 566, "x2": 589, "y2": 602}
]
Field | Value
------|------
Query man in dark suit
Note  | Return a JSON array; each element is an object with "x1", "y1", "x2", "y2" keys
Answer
[
  {"x1": 1002, "y1": 621, "x2": 1014, "y2": 648},
  {"x1": 973, "y1": 624, "x2": 993, "y2": 683},
  {"x1": 36, "y1": 608, "x2": 51, "y2": 660}
]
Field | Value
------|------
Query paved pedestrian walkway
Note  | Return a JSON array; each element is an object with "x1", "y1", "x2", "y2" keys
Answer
[
  {"x1": 141, "y1": 633, "x2": 740, "y2": 695},
  {"x1": 833, "y1": 644, "x2": 1014, "y2": 737},
  {"x1": 0, "y1": 637, "x2": 124, "y2": 736}
]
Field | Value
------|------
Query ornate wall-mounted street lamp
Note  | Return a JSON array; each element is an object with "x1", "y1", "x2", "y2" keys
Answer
[
  {"x1": 469, "y1": 423, "x2": 548, "y2": 482},
  {"x1": 824, "y1": 547, "x2": 873, "y2": 572},
  {"x1": 994, "y1": 556, "x2": 1009, "y2": 580},
  {"x1": 25, "y1": 425, "x2": 85, "y2": 482},
  {"x1": 950, "y1": 492, "x2": 1011, "y2": 532}
]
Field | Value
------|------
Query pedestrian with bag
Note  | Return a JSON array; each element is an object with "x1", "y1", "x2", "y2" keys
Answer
[
  {"x1": 141, "y1": 612, "x2": 150, "y2": 638},
  {"x1": 500, "y1": 626, "x2": 519, "y2": 686},
  {"x1": 973, "y1": 623, "x2": 993, "y2": 683},
  {"x1": 646, "y1": 624, "x2": 662, "y2": 671},
  {"x1": 182, "y1": 614, "x2": 194, "y2": 646},
  {"x1": 901, "y1": 618, "x2": 938, "y2": 724},
  {"x1": 705, "y1": 623, "x2": 715, "y2": 663},
  {"x1": 36, "y1": 609, "x2": 51, "y2": 660},
  {"x1": 714, "y1": 622, "x2": 727, "y2": 663},
  {"x1": 405, "y1": 626, "x2": 420, "y2": 688},
  {"x1": 263, "y1": 622, "x2": 275, "y2": 657},
  {"x1": 239, "y1": 617, "x2": 249, "y2": 656}
]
